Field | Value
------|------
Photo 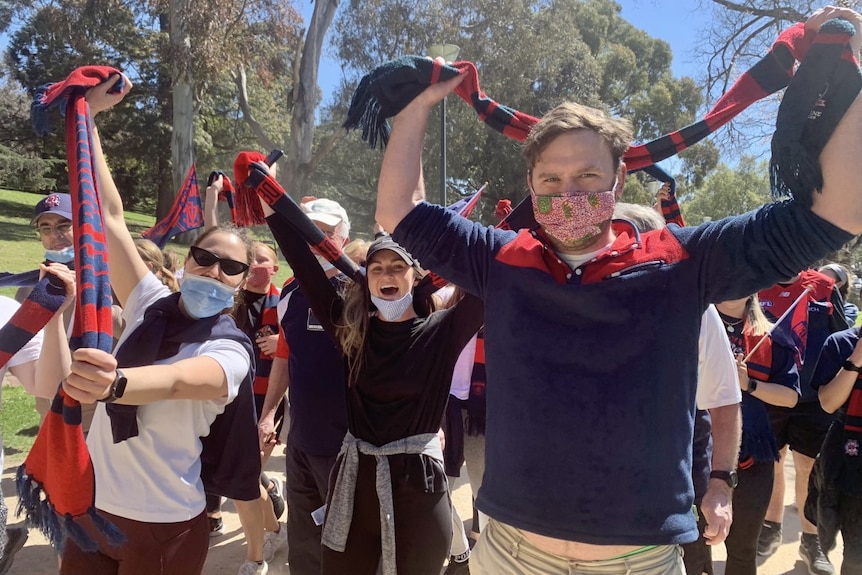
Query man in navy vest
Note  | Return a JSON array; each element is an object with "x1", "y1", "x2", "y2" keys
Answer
[{"x1": 258, "y1": 198, "x2": 351, "y2": 575}]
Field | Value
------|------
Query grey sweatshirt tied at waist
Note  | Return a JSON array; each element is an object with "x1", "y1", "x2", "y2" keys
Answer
[{"x1": 321, "y1": 431, "x2": 444, "y2": 575}]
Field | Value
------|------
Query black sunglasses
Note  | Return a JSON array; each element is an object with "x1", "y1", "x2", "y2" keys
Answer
[{"x1": 188, "y1": 246, "x2": 249, "y2": 276}]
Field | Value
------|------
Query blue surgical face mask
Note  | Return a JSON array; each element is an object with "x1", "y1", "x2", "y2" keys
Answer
[
  {"x1": 44, "y1": 245, "x2": 75, "y2": 264},
  {"x1": 179, "y1": 273, "x2": 236, "y2": 319}
]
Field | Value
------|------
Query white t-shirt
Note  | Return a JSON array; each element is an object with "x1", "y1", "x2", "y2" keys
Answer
[
  {"x1": 0, "y1": 296, "x2": 44, "y2": 466},
  {"x1": 0, "y1": 296, "x2": 44, "y2": 391},
  {"x1": 696, "y1": 305, "x2": 742, "y2": 410},
  {"x1": 434, "y1": 286, "x2": 479, "y2": 400},
  {"x1": 450, "y1": 334, "x2": 478, "y2": 401},
  {"x1": 87, "y1": 273, "x2": 250, "y2": 523}
]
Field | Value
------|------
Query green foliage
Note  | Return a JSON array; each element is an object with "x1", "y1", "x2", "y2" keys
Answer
[
  {"x1": 679, "y1": 156, "x2": 772, "y2": 224},
  {"x1": 1, "y1": 0, "x2": 303, "y2": 217}
]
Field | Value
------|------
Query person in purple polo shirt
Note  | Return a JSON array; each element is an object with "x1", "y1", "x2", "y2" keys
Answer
[{"x1": 374, "y1": 8, "x2": 862, "y2": 574}]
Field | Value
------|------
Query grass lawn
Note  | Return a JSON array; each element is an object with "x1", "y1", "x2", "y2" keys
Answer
[
  {"x1": 1, "y1": 383, "x2": 40, "y2": 463},
  {"x1": 0, "y1": 189, "x2": 293, "y2": 460},
  {"x1": 0, "y1": 189, "x2": 293, "y2": 298}
]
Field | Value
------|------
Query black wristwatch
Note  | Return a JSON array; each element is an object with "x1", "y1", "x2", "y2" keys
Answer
[
  {"x1": 746, "y1": 378, "x2": 758, "y2": 393},
  {"x1": 99, "y1": 369, "x2": 128, "y2": 403},
  {"x1": 709, "y1": 469, "x2": 738, "y2": 489},
  {"x1": 843, "y1": 359, "x2": 862, "y2": 373}
]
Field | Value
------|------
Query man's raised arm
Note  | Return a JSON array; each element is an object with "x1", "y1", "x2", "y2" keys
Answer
[{"x1": 375, "y1": 68, "x2": 465, "y2": 233}]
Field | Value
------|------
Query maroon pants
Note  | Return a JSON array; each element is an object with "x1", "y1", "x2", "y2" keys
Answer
[{"x1": 60, "y1": 509, "x2": 209, "y2": 575}]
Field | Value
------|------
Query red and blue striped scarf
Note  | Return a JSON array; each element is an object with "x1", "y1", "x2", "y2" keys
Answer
[
  {"x1": 249, "y1": 284, "x2": 281, "y2": 396},
  {"x1": 17, "y1": 66, "x2": 125, "y2": 552},
  {"x1": 0, "y1": 278, "x2": 65, "y2": 368}
]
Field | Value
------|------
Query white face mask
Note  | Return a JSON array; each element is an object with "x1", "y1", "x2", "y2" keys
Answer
[
  {"x1": 370, "y1": 291, "x2": 414, "y2": 322},
  {"x1": 314, "y1": 254, "x2": 335, "y2": 272}
]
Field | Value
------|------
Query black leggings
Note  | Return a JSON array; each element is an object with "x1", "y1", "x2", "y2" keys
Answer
[
  {"x1": 724, "y1": 459, "x2": 774, "y2": 575},
  {"x1": 321, "y1": 456, "x2": 452, "y2": 575}
]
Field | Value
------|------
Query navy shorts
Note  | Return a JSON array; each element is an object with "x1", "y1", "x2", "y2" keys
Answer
[{"x1": 767, "y1": 401, "x2": 838, "y2": 458}]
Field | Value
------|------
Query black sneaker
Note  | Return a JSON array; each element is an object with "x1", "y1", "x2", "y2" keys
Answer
[
  {"x1": 209, "y1": 515, "x2": 224, "y2": 537},
  {"x1": 267, "y1": 478, "x2": 286, "y2": 521},
  {"x1": 0, "y1": 527, "x2": 29, "y2": 575},
  {"x1": 757, "y1": 520, "x2": 782, "y2": 557},
  {"x1": 799, "y1": 533, "x2": 834, "y2": 575},
  {"x1": 443, "y1": 557, "x2": 470, "y2": 575}
]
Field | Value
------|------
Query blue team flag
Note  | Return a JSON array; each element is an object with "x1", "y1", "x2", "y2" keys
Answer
[
  {"x1": 446, "y1": 183, "x2": 487, "y2": 219},
  {"x1": 143, "y1": 164, "x2": 202, "y2": 248},
  {"x1": 766, "y1": 286, "x2": 811, "y2": 368}
]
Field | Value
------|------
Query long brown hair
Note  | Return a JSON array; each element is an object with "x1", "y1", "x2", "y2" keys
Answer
[{"x1": 335, "y1": 262, "x2": 430, "y2": 386}]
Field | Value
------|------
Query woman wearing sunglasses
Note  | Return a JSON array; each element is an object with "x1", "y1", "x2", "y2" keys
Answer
[
  {"x1": 39, "y1": 75, "x2": 259, "y2": 575},
  {"x1": 251, "y1": 171, "x2": 484, "y2": 575}
]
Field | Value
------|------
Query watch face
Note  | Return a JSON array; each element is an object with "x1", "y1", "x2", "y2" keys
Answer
[{"x1": 711, "y1": 470, "x2": 738, "y2": 489}]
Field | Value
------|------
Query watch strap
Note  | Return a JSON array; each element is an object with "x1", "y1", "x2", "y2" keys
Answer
[
  {"x1": 99, "y1": 368, "x2": 128, "y2": 403},
  {"x1": 843, "y1": 359, "x2": 862, "y2": 373},
  {"x1": 709, "y1": 469, "x2": 738, "y2": 489}
]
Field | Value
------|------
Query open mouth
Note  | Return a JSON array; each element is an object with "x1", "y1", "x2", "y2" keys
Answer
[{"x1": 380, "y1": 285, "x2": 399, "y2": 297}]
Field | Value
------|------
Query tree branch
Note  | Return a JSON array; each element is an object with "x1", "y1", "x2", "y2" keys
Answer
[{"x1": 233, "y1": 62, "x2": 279, "y2": 151}]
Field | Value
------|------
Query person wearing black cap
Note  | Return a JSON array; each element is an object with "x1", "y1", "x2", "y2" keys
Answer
[{"x1": 257, "y1": 188, "x2": 484, "y2": 575}]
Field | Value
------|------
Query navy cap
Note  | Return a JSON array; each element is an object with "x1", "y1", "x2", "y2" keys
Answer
[
  {"x1": 32, "y1": 193, "x2": 73, "y2": 225},
  {"x1": 366, "y1": 235, "x2": 415, "y2": 266}
]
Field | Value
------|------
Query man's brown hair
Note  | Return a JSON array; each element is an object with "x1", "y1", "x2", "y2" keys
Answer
[{"x1": 523, "y1": 102, "x2": 633, "y2": 170}]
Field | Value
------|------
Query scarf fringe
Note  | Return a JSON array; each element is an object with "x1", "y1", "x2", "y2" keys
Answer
[
  {"x1": 769, "y1": 145, "x2": 822, "y2": 208},
  {"x1": 343, "y1": 75, "x2": 388, "y2": 150},
  {"x1": 16, "y1": 466, "x2": 125, "y2": 553},
  {"x1": 740, "y1": 394, "x2": 780, "y2": 462},
  {"x1": 233, "y1": 183, "x2": 268, "y2": 226},
  {"x1": 31, "y1": 85, "x2": 57, "y2": 137}
]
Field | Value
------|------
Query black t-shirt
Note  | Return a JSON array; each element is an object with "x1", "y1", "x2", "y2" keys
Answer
[
  {"x1": 265, "y1": 212, "x2": 485, "y2": 449},
  {"x1": 350, "y1": 307, "x2": 483, "y2": 446}
]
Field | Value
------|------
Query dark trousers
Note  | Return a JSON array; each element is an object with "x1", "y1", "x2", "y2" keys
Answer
[
  {"x1": 60, "y1": 510, "x2": 209, "y2": 575},
  {"x1": 725, "y1": 459, "x2": 774, "y2": 575},
  {"x1": 285, "y1": 442, "x2": 338, "y2": 575},
  {"x1": 321, "y1": 455, "x2": 452, "y2": 575},
  {"x1": 839, "y1": 492, "x2": 862, "y2": 575},
  {"x1": 681, "y1": 503, "x2": 713, "y2": 575}
]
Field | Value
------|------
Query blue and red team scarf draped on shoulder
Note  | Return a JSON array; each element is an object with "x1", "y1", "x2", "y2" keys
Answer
[
  {"x1": 18, "y1": 65, "x2": 125, "y2": 553},
  {"x1": 252, "y1": 283, "x2": 281, "y2": 396},
  {"x1": 142, "y1": 164, "x2": 203, "y2": 248}
]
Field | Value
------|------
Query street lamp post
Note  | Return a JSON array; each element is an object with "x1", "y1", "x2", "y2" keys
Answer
[{"x1": 427, "y1": 43, "x2": 460, "y2": 206}]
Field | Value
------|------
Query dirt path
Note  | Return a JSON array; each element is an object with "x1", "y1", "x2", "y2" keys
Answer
[{"x1": 2, "y1": 452, "x2": 845, "y2": 574}]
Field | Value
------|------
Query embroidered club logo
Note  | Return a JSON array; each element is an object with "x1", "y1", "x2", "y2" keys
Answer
[
  {"x1": 846, "y1": 438, "x2": 859, "y2": 457},
  {"x1": 45, "y1": 194, "x2": 61, "y2": 208}
]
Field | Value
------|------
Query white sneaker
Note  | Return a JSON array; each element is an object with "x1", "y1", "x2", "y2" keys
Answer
[
  {"x1": 262, "y1": 522, "x2": 287, "y2": 563},
  {"x1": 236, "y1": 560, "x2": 268, "y2": 575}
]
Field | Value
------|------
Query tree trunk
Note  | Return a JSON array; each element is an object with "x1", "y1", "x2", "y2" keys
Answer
[
  {"x1": 285, "y1": 0, "x2": 340, "y2": 199},
  {"x1": 166, "y1": 0, "x2": 197, "y2": 243}
]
